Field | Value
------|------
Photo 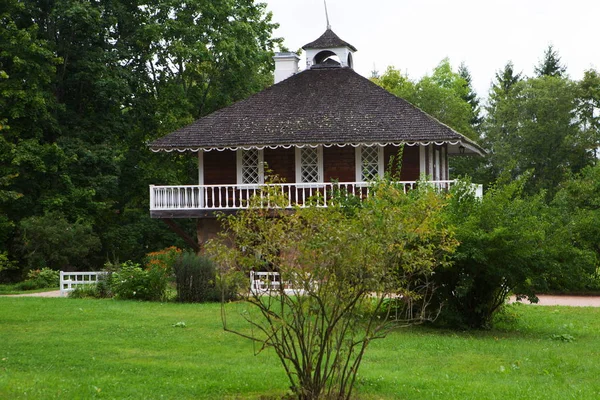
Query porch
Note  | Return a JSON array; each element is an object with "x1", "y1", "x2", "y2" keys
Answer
[{"x1": 149, "y1": 181, "x2": 483, "y2": 218}]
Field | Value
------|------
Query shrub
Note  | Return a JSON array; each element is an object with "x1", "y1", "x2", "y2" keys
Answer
[
  {"x1": 209, "y1": 179, "x2": 457, "y2": 399},
  {"x1": 112, "y1": 261, "x2": 169, "y2": 301},
  {"x1": 432, "y1": 178, "x2": 547, "y2": 329},
  {"x1": 16, "y1": 267, "x2": 60, "y2": 290},
  {"x1": 173, "y1": 252, "x2": 235, "y2": 302}
]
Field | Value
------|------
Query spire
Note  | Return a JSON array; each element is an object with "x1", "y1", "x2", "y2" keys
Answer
[{"x1": 324, "y1": 0, "x2": 331, "y2": 30}]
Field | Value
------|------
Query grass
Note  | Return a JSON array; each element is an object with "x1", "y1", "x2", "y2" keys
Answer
[{"x1": 1, "y1": 299, "x2": 599, "y2": 399}]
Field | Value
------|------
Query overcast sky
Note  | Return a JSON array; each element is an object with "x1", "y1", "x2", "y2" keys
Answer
[{"x1": 264, "y1": 0, "x2": 600, "y2": 101}]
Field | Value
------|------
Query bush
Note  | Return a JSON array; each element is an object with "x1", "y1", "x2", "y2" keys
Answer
[
  {"x1": 16, "y1": 267, "x2": 59, "y2": 290},
  {"x1": 173, "y1": 252, "x2": 235, "y2": 303},
  {"x1": 432, "y1": 178, "x2": 548, "y2": 329},
  {"x1": 112, "y1": 261, "x2": 169, "y2": 301}
]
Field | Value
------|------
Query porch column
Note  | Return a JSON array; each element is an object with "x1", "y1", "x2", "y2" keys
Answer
[
  {"x1": 197, "y1": 150, "x2": 204, "y2": 185},
  {"x1": 419, "y1": 146, "x2": 426, "y2": 177}
]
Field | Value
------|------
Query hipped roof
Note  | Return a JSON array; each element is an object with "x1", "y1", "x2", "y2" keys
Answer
[
  {"x1": 302, "y1": 28, "x2": 357, "y2": 52},
  {"x1": 149, "y1": 67, "x2": 484, "y2": 155}
]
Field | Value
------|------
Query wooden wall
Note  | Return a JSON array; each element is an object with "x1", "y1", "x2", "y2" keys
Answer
[{"x1": 201, "y1": 145, "x2": 433, "y2": 184}]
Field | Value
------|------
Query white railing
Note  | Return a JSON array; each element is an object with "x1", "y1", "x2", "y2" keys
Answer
[
  {"x1": 250, "y1": 271, "x2": 305, "y2": 296},
  {"x1": 150, "y1": 181, "x2": 481, "y2": 211},
  {"x1": 60, "y1": 271, "x2": 108, "y2": 297}
]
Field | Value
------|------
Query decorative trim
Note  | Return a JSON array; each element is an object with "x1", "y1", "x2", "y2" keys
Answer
[{"x1": 150, "y1": 140, "x2": 467, "y2": 153}]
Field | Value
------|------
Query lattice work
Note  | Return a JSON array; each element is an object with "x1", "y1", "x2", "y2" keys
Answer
[
  {"x1": 301, "y1": 148, "x2": 320, "y2": 182},
  {"x1": 240, "y1": 149, "x2": 260, "y2": 184},
  {"x1": 361, "y1": 146, "x2": 380, "y2": 181}
]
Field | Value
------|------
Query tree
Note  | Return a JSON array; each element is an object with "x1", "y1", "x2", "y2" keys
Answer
[
  {"x1": 0, "y1": 0, "x2": 280, "y2": 274},
  {"x1": 576, "y1": 69, "x2": 600, "y2": 158},
  {"x1": 209, "y1": 180, "x2": 457, "y2": 399},
  {"x1": 535, "y1": 45, "x2": 567, "y2": 78},
  {"x1": 483, "y1": 73, "x2": 592, "y2": 197},
  {"x1": 374, "y1": 60, "x2": 477, "y2": 140},
  {"x1": 458, "y1": 62, "x2": 483, "y2": 129}
]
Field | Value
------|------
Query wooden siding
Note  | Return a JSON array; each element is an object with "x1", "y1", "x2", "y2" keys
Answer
[
  {"x1": 264, "y1": 148, "x2": 295, "y2": 183},
  {"x1": 201, "y1": 145, "x2": 431, "y2": 185},
  {"x1": 324, "y1": 146, "x2": 355, "y2": 182},
  {"x1": 384, "y1": 145, "x2": 420, "y2": 181},
  {"x1": 204, "y1": 150, "x2": 236, "y2": 185}
]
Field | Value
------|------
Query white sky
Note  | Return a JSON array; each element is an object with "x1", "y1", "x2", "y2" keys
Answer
[{"x1": 264, "y1": 0, "x2": 600, "y2": 101}]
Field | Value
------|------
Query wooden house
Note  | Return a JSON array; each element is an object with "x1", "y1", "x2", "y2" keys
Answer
[{"x1": 148, "y1": 29, "x2": 484, "y2": 249}]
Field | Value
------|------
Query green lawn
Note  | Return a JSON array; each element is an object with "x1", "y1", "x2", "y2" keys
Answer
[{"x1": 1, "y1": 298, "x2": 599, "y2": 399}]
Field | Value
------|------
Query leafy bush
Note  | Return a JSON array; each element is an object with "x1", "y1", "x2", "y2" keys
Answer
[
  {"x1": 112, "y1": 261, "x2": 169, "y2": 301},
  {"x1": 173, "y1": 252, "x2": 235, "y2": 302},
  {"x1": 209, "y1": 179, "x2": 457, "y2": 399},
  {"x1": 432, "y1": 178, "x2": 548, "y2": 329},
  {"x1": 15, "y1": 267, "x2": 59, "y2": 290}
]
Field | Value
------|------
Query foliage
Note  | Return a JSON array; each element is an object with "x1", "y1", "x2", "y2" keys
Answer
[
  {"x1": 111, "y1": 261, "x2": 170, "y2": 301},
  {"x1": 0, "y1": 0, "x2": 280, "y2": 275},
  {"x1": 534, "y1": 45, "x2": 567, "y2": 78},
  {"x1": 16, "y1": 212, "x2": 101, "y2": 271},
  {"x1": 432, "y1": 178, "x2": 548, "y2": 329},
  {"x1": 374, "y1": 60, "x2": 477, "y2": 141},
  {"x1": 208, "y1": 180, "x2": 457, "y2": 399},
  {"x1": 549, "y1": 164, "x2": 600, "y2": 292},
  {"x1": 145, "y1": 246, "x2": 182, "y2": 270},
  {"x1": 483, "y1": 73, "x2": 593, "y2": 198},
  {"x1": 25, "y1": 267, "x2": 59, "y2": 288},
  {"x1": 173, "y1": 251, "x2": 236, "y2": 303}
]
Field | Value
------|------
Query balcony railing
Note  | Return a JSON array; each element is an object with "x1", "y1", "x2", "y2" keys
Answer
[{"x1": 149, "y1": 181, "x2": 482, "y2": 212}]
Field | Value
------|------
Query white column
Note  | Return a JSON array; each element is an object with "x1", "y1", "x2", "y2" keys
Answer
[
  {"x1": 198, "y1": 151, "x2": 204, "y2": 185},
  {"x1": 198, "y1": 151, "x2": 205, "y2": 208},
  {"x1": 419, "y1": 146, "x2": 426, "y2": 177}
]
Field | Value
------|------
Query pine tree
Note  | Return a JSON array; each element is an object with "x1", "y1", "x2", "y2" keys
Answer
[
  {"x1": 458, "y1": 62, "x2": 482, "y2": 129},
  {"x1": 535, "y1": 45, "x2": 567, "y2": 78}
]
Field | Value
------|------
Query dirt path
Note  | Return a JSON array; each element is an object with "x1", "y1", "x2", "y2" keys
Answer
[
  {"x1": 512, "y1": 295, "x2": 600, "y2": 307},
  {"x1": 2, "y1": 290, "x2": 62, "y2": 298}
]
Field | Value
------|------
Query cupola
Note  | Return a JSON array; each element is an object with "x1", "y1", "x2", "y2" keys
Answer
[{"x1": 302, "y1": 29, "x2": 357, "y2": 69}]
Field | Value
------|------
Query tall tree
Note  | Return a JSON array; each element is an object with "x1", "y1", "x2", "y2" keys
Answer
[
  {"x1": 458, "y1": 62, "x2": 483, "y2": 129},
  {"x1": 0, "y1": 0, "x2": 280, "y2": 275},
  {"x1": 535, "y1": 45, "x2": 567, "y2": 78},
  {"x1": 576, "y1": 69, "x2": 600, "y2": 158},
  {"x1": 484, "y1": 74, "x2": 592, "y2": 197}
]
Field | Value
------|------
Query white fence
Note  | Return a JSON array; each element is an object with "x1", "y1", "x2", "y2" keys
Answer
[
  {"x1": 60, "y1": 271, "x2": 108, "y2": 297},
  {"x1": 250, "y1": 271, "x2": 307, "y2": 296}
]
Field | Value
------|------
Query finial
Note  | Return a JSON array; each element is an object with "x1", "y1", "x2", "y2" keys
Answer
[{"x1": 324, "y1": 0, "x2": 331, "y2": 30}]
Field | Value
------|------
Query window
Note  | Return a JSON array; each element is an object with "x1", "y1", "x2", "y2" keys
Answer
[
  {"x1": 355, "y1": 146, "x2": 384, "y2": 182},
  {"x1": 295, "y1": 147, "x2": 323, "y2": 184},
  {"x1": 237, "y1": 149, "x2": 264, "y2": 185}
]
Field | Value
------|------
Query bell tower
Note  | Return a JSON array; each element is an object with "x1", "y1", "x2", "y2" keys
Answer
[{"x1": 302, "y1": 29, "x2": 357, "y2": 69}]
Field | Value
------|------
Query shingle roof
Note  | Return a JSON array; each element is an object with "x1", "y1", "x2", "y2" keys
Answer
[
  {"x1": 302, "y1": 29, "x2": 357, "y2": 52},
  {"x1": 149, "y1": 67, "x2": 484, "y2": 155}
]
